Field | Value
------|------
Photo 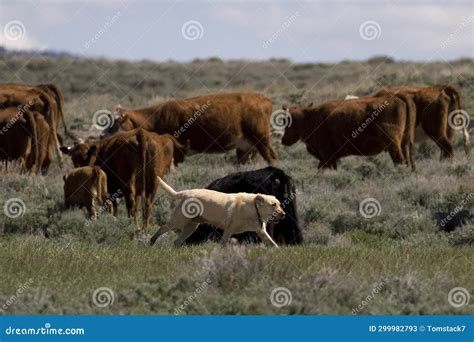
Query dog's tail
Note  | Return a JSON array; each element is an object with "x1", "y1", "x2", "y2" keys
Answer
[{"x1": 157, "y1": 176, "x2": 178, "y2": 198}]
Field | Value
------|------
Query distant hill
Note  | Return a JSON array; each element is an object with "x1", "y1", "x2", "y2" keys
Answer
[{"x1": 0, "y1": 46, "x2": 79, "y2": 59}]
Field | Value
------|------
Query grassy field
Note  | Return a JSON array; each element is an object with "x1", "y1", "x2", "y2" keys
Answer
[{"x1": 0, "y1": 54, "x2": 473, "y2": 315}]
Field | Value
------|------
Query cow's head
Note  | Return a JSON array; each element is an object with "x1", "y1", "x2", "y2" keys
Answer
[
  {"x1": 100, "y1": 106, "x2": 135, "y2": 138},
  {"x1": 170, "y1": 137, "x2": 190, "y2": 166},
  {"x1": 60, "y1": 142, "x2": 99, "y2": 167},
  {"x1": 281, "y1": 105, "x2": 303, "y2": 146}
]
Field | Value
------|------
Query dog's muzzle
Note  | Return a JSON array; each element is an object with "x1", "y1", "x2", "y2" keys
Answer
[{"x1": 274, "y1": 210, "x2": 285, "y2": 221}]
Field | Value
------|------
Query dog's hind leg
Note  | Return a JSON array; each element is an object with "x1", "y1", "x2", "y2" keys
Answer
[
  {"x1": 174, "y1": 222, "x2": 198, "y2": 247},
  {"x1": 150, "y1": 224, "x2": 173, "y2": 245}
]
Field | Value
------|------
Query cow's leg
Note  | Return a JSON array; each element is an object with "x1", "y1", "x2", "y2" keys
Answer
[
  {"x1": 124, "y1": 194, "x2": 133, "y2": 218},
  {"x1": 422, "y1": 100, "x2": 454, "y2": 159},
  {"x1": 51, "y1": 128, "x2": 64, "y2": 167},
  {"x1": 125, "y1": 192, "x2": 141, "y2": 232},
  {"x1": 144, "y1": 187, "x2": 158, "y2": 230},
  {"x1": 254, "y1": 136, "x2": 277, "y2": 165},
  {"x1": 86, "y1": 197, "x2": 96, "y2": 219},
  {"x1": 433, "y1": 135, "x2": 454, "y2": 160},
  {"x1": 41, "y1": 135, "x2": 53, "y2": 175},
  {"x1": 387, "y1": 141, "x2": 404, "y2": 166},
  {"x1": 236, "y1": 148, "x2": 252, "y2": 164},
  {"x1": 112, "y1": 200, "x2": 118, "y2": 216},
  {"x1": 132, "y1": 194, "x2": 141, "y2": 233}
]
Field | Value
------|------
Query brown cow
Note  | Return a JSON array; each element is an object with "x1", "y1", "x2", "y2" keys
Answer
[
  {"x1": 0, "y1": 83, "x2": 67, "y2": 168},
  {"x1": 0, "y1": 106, "x2": 39, "y2": 173},
  {"x1": 101, "y1": 93, "x2": 277, "y2": 164},
  {"x1": 63, "y1": 166, "x2": 112, "y2": 218},
  {"x1": 60, "y1": 129, "x2": 188, "y2": 232},
  {"x1": 370, "y1": 85, "x2": 470, "y2": 158},
  {"x1": 281, "y1": 95, "x2": 416, "y2": 170}
]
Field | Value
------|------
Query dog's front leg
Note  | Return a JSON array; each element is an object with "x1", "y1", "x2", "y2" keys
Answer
[{"x1": 257, "y1": 222, "x2": 279, "y2": 248}]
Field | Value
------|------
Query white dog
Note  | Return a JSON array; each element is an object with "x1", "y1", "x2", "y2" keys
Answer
[{"x1": 150, "y1": 177, "x2": 286, "y2": 247}]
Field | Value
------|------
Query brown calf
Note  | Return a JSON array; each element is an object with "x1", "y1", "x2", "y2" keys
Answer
[{"x1": 63, "y1": 166, "x2": 111, "y2": 218}]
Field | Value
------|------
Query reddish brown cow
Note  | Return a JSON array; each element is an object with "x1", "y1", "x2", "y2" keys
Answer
[
  {"x1": 281, "y1": 95, "x2": 416, "y2": 170},
  {"x1": 0, "y1": 107, "x2": 39, "y2": 173},
  {"x1": 370, "y1": 85, "x2": 470, "y2": 158},
  {"x1": 0, "y1": 83, "x2": 68, "y2": 169},
  {"x1": 60, "y1": 129, "x2": 188, "y2": 232},
  {"x1": 101, "y1": 93, "x2": 277, "y2": 164}
]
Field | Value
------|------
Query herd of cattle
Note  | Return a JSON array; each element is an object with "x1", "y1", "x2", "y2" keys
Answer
[{"x1": 0, "y1": 83, "x2": 471, "y2": 245}]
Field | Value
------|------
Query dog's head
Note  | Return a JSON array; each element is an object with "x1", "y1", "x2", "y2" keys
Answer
[{"x1": 255, "y1": 194, "x2": 285, "y2": 223}]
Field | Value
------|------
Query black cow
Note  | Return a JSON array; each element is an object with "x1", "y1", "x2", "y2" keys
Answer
[{"x1": 184, "y1": 167, "x2": 303, "y2": 245}]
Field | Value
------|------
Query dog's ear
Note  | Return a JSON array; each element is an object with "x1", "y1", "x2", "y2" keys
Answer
[{"x1": 255, "y1": 195, "x2": 264, "y2": 206}]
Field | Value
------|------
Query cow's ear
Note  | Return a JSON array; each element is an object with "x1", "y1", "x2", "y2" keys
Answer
[
  {"x1": 184, "y1": 139, "x2": 191, "y2": 150},
  {"x1": 87, "y1": 145, "x2": 98, "y2": 157},
  {"x1": 255, "y1": 195, "x2": 264, "y2": 206},
  {"x1": 60, "y1": 146, "x2": 72, "y2": 155}
]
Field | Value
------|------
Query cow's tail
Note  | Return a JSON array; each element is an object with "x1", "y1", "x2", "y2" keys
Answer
[
  {"x1": 137, "y1": 128, "x2": 148, "y2": 218},
  {"x1": 38, "y1": 84, "x2": 72, "y2": 138},
  {"x1": 442, "y1": 85, "x2": 470, "y2": 155},
  {"x1": 25, "y1": 111, "x2": 39, "y2": 173},
  {"x1": 39, "y1": 90, "x2": 63, "y2": 166},
  {"x1": 156, "y1": 176, "x2": 178, "y2": 198}
]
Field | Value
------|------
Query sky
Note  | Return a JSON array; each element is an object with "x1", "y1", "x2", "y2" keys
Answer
[{"x1": 0, "y1": 0, "x2": 473, "y2": 63}]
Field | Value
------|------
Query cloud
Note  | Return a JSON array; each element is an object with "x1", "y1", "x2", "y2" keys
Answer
[{"x1": 209, "y1": 1, "x2": 473, "y2": 60}]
